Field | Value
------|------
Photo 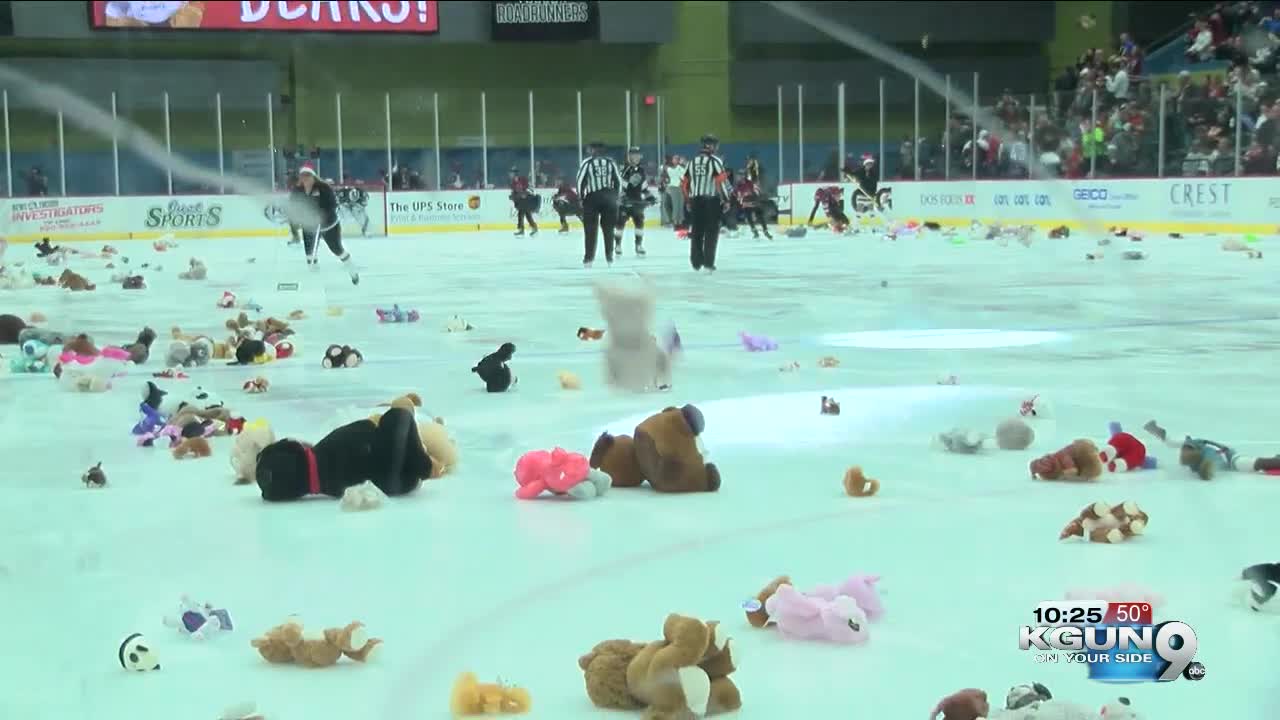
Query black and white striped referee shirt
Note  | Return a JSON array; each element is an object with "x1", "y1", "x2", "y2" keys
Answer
[
  {"x1": 686, "y1": 152, "x2": 728, "y2": 200},
  {"x1": 577, "y1": 155, "x2": 622, "y2": 197}
]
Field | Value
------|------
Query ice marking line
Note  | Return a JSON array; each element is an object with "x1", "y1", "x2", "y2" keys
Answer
[
  {"x1": 3, "y1": 312, "x2": 1272, "y2": 385},
  {"x1": 378, "y1": 484, "x2": 1033, "y2": 719}
]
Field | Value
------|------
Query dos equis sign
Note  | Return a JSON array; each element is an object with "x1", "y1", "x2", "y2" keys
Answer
[{"x1": 491, "y1": 1, "x2": 598, "y2": 41}]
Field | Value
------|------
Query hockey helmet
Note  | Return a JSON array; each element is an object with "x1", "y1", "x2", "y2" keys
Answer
[
  {"x1": 626, "y1": 146, "x2": 642, "y2": 161},
  {"x1": 701, "y1": 133, "x2": 719, "y2": 150},
  {"x1": 588, "y1": 140, "x2": 606, "y2": 154}
]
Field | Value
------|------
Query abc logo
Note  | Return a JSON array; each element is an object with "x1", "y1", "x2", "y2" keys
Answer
[
  {"x1": 1073, "y1": 188, "x2": 1107, "y2": 201},
  {"x1": 467, "y1": 195, "x2": 481, "y2": 210},
  {"x1": 1183, "y1": 661, "x2": 1206, "y2": 681}
]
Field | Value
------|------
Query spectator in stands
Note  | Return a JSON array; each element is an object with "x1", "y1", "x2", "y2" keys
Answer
[
  {"x1": 898, "y1": 136, "x2": 914, "y2": 178},
  {"x1": 1005, "y1": 129, "x2": 1030, "y2": 178},
  {"x1": 996, "y1": 90, "x2": 1021, "y2": 126},
  {"x1": 1188, "y1": 19, "x2": 1216, "y2": 62},
  {"x1": 1107, "y1": 122, "x2": 1139, "y2": 175},
  {"x1": 392, "y1": 165, "x2": 423, "y2": 191},
  {"x1": 1105, "y1": 56, "x2": 1131, "y2": 101},
  {"x1": 24, "y1": 167, "x2": 47, "y2": 197},
  {"x1": 446, "y1": 162, "x2": 465, "y2": 189},
  {"x1": 1264, "y1": 7, "x2": 1280, "y2": 35}
]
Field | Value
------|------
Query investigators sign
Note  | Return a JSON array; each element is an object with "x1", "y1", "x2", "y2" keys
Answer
[{"x1": 491, "y1": 0, "x2": 598, "y2": 41}]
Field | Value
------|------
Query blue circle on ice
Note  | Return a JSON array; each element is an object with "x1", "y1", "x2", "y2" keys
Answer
[{"x1": 817, "y1": 329, "x2": 1067, "y2": 350}]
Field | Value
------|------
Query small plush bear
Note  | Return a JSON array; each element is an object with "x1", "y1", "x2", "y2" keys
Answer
[
  {"x1": 249, "y1": 619, "x2": 382, "y2": 667},
  {"x1": 1030, "y1": 439, "x2": 1103, "y2": 481}
]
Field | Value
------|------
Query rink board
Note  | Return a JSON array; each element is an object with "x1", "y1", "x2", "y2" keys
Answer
[{"x1": 3, "y1": 178, "x2": 1275, "y2": 242}]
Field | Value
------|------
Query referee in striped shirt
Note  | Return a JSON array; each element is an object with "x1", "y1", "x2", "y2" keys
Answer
[
  {"x1": 682, "y1": 133, "x2": 730, "y2": 272},
  {"x1": 576, "y1": 141, "x2": 622, "y2": 267}
]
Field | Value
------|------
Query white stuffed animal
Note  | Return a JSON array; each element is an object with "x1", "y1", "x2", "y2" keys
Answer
[
  {"x1": 990, "y1": 697, "x2": 1140, "y2": 720},
  {"x1": 162, "y1": 594, "x2": 230, "y2": 640},
  {"x1": 341, "y1": 480, "x2": 387, "y2": 511}
]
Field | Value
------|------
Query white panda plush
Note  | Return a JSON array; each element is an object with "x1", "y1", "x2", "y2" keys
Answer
[{"x1": 118, "y1": 633, "x2": 160, "y2": 671}]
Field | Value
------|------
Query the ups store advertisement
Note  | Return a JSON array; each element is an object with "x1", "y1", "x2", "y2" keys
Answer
[{"x1": 491, "y1": 1, "x2": 599, "y2": 41}]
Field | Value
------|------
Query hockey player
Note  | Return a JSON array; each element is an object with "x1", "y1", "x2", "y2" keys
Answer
[
  {"x1": 735, "y1": 176, "x2": 771, "y2": 239},
  {"x1": 285, "y1": 171, "x2": 307, "y2": 245},
  {"x1": 553, "y1": 180, "x2": 581, "y2": 234},
  {"x1": 850, "y1": 155, "x2": 884, "y2": 217},
  {"x1": 614, "y1": 146, "x2": 651, "y2": 257},
  {"x1": 335, "y1": 184, "x2": 371, "y2": 236},
  {"x1": 297, "y1": 163, "x2": 359, "y2": 285},
  {"x1": 510, "y1": 172, "x2": 539, "y2": 237},
  {"x1": 807, "y1": 185, "x2": 849, "y2": 232},
  {"x1": 719, "y1": 167, "x2": 741, "y2": 237}
]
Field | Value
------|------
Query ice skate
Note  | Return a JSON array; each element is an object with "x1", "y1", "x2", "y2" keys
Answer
[
  {"x1": 558, "y1": 224, "x2": 569, "y2": 234},
  {"x1": 583, "y1": 260, "x2": 593, "y2": 269},
  {"x1": 634, "y1": 241, "x2": 646, "y2": 256},
  {"x1": 514, "y1": 230, "x2": 526, "y2": 237},
  {"x1": 529, "y1": 228, "x2": 538, "y2": 237}
]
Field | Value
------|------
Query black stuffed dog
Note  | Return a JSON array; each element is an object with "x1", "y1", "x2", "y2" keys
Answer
[
  {"x1": 472, "y1": 342, "x2": 516, "y2": 392},
  {"x1": 253, "y1": 406, "x2": 433, "y2": 501}
]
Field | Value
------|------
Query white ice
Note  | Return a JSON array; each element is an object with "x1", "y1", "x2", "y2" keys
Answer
[{"x1": 1, "y1": 226, "x2": 1274, "y2": 719}]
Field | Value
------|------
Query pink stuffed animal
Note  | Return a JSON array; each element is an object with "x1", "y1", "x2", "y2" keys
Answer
[
  {"x1": 513, "y1": 448, "x2": 611, "y2": 499},
  {"x1": 806, "y1": 574, "x2": 885, "y2": 621},
  {"x1": 763, "y1": 583, "x2": 869, "y2": 644}
]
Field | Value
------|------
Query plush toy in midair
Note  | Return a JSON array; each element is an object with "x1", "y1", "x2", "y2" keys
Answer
[
  {"x1": 589, "y1": 405, "x2": 720, "y2": 493},
  {"x1": 1097, "y1": 422, "x2": 1156, "y2": 472},
  {"x1": 514, "y1": 447, "x2": 611, "y2": 499},
  {"x1": 375, "y1": 304, "x2": 420, "y2": 323},
  {"x1": 938, "y1": 428, "x2": 985, "y2": 454},
  {"x1": 1059, "y1": 501, "x2": 1148, "y2": 544},
  {"x1": 253, "y1": 406, "x2": 434, "y2": 501},
  {"x1": 163, "y1": 594, "x2": 233, "y2": 640},
  {"x1": 739, "y1": 331, "x2": 778, "y2": 352},
  {"x1": 592, "y1": 281, "x2": 677, "y2": 392},
  {"x1": 472, "y1": 343, "x2": 516, "y2": 392},
  {"x1": 1031, "y1": 440, "x2": 1103, "y2": 481},
  {"x1": 1237, "y1": 563, "x2": 1280, "y2": 612}
]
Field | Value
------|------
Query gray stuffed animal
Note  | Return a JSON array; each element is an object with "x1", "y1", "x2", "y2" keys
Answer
[
  {"x1": 166, "y1": 340, "x2": 193, "y2": 368},
  {"x1": 18, "y1": 327, "x2": 72, "y2": 346},
  {"x1": 592, "y1": 281, "x2": 674, "y2": 392},
  {"x1": 938, "y1": 428, "x2": 985, "y2": 454},
  {"x1": 188, "y1": 337, "x2": 212, "y2": 366}
]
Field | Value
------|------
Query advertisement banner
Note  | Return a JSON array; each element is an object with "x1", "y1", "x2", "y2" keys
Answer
[
  {"x1": 388, "y1": 191, "x2": 486, "y2": 232},
  {"x1": 6, "y1": 198, "x2": 110, "y2": 235},
  {"x1": 91, "y1": 1, "x2": 439, "y2": 33},
  {"x1": 491, "y1": 0, "x2": 598, "y2": 41}
]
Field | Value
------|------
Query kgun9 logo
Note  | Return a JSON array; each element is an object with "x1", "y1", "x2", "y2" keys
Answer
[{"x1": 994, "y1": 193, "x2": 1050, "y2": 207}]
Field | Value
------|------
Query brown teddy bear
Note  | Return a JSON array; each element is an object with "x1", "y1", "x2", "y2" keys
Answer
[
  {"x1": 578, "y1": 614, "x2": 741, "y2": 719},
  {"x1": 929, "y1": 688, "x2": 989, "y2": 720},
  {"x1": 250, "y1": 619, "x2": 381, "y2": 668},
  {"x1": 745, "y1": 575, "x2": 791, "y2": 628},
  {"x1": 1030, "y1": 439, "x2": 1103, "y2": 481},
  {"x1": 58, "y1": 268, "x2": 95, "y2": 291},
  {"x1": 589, "y1": 405, "x2": 720, "y2": 493}
]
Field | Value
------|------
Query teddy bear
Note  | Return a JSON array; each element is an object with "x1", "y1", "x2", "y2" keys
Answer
[
  {"x1": 57, "y1": 268, "x2": 95, "y2": 291},
  {"x1": 592, "y1": 282, "x2": 675, "y2": 392},
  {"x1": 173, "y1": 436, "x2": 212, "y2": 459},
  {"x1": 1059, "y1": 501, "x2": 1148, "y2": 543},
  {"x1": 578, "y1": 613, "x2": 741, "y2": 719},
  {"x1": 123, "y1": 327, "x2": 157, "y2": 364},
  {"x1": 842, "y1": 466, "x2": 880, "y2": 496},
  {"x1": 589, "y1": 405, "x2": 720, "y2": 493},
  {"x1": 179, "y1": 258, "x2": 207, "y2": 280},
  {"x1": 1030, "y1": 440, "x2": 1103, "y2": 481},
  {"x1": 929, "y1": 688, "x2": 990, "y2": 720},
  {"x1": 249, "y1": 619, "x2": 381, "y2": 667},
  {"x1": 231, "y1": 420, "x2": 275, "y2": 484},
  {"x1": 449, "y1": 672, "x2": 532, "y2": 716}
]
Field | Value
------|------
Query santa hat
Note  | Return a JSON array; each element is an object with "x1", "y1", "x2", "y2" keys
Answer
[
  {"x1": 299, "y1": 163, "x2": 317, "y2": 177},
  {"x1": 861, "y1": 154, "x2": 875, "y2": 165}
]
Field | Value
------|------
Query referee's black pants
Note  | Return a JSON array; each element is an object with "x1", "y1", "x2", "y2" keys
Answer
[
  {"x1": 582, "y1": 190, "x2": 618, "y2": 264},
  {"x1": 688, "y1": 196, "x2": 723, "y2": 270}
]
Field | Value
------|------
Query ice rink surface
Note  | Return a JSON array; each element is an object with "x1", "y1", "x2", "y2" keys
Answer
[{"x1": 1, "y1": 225, "x2": 1276, "y2": 719}]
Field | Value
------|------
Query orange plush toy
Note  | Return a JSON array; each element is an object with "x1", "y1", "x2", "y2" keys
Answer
[
  {"x1": 449, "y1": 672, "x2": 532, "y2": 716},
  {"x1": 843, "y1": 466, "x2": 880, "y2": 496}
]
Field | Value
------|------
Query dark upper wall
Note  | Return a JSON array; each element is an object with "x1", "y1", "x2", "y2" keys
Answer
[
  {"x1": 10, "y1": 0, "x2": 673, "y2": 43},
  {"x1": 731, "y1": 1, "x2": 1056, "y2": 45},
  {"x1": 731, "y1": 55, "x2": 1050, "y2": 107}
]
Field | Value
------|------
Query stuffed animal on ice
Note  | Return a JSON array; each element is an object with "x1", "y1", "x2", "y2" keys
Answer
[
  {"x1": 514, "y1": 447, "x2": 611, "y2": 499},
  {"x1": 1237, "y1": 562, "x2": 1280, "y2": 612},
  {"x1": 1030, "y1": 440, "x2": 1103, "y2": 481},
  {"x1": 577, "y1": 614, "x2": 741, "y2": 718},
  {"x1": 592, "y1": 282, "x2": 677, "y2": 392},
  {"x1": 370, "y1": 394, "x2": 458, "y2": 476},
  {"x1": 450, "y1": 672, "x2": 532, "y2": 716},
  {"x1": 8, "y1": 338, "x2": 59, "y2": 374},
  {"x1": 1098, "y1": 422, "x2": 1156, "y2": 472},
  {"x1": 445, "y1": 314, "x2": 474, "y2": 332},
  {"x1": 745, "y1": 574, "x2": 884, "y2": 628},
  {"x1": 589, "y1": 405, "x2": 720, "y2": 493},
  {"x1": 929, "y1": 688, "x2": 989, "y2": 720},
  {"x1": 739, "y1": 331, "x2": 778, "y2": 352},
  {"x1": 939, "y1": 428, "x2": 985, "y2": 454},
  {"x1": 250, "y1": 619, "x2": 381, "y2": 667},
  {"x1": 990, "y1": 695, "x2": 1141, "y2": 720},
  {"x1": 472, "y1": 343, "x2": 516, "y2": 392},
  {"x1": 996, "y1": 417, "x2": 1035, "y2": 450},
  {"x1": 178, "y1": 258, "x2": 207, "y2": 280},
  {"x1": 231, "y1": 419, "x2": 275, "y2": 485},
  {"x1": 375, "y1": 304, "x2": 420, "y2": 323},
  {"x1": 54, "y1": 336, "x2": 130, "y2": 392},
  {"x1": 745, "y1": 581, "x2": 869, "y2": 644},
  {"x1": 163, "y1": 594, "x2": 232, "y2": 640},
  {"x1": 1019, "y1": 394, "x2": 1050, "y2": 418},
  {"x1": 1059, "y1": 501, "x2": 1148, "y2": 544}
]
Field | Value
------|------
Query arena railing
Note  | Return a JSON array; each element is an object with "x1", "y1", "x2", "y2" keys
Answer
[{"x1": 0, "y1": 74, "x2": 1268, "y2": 199}]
